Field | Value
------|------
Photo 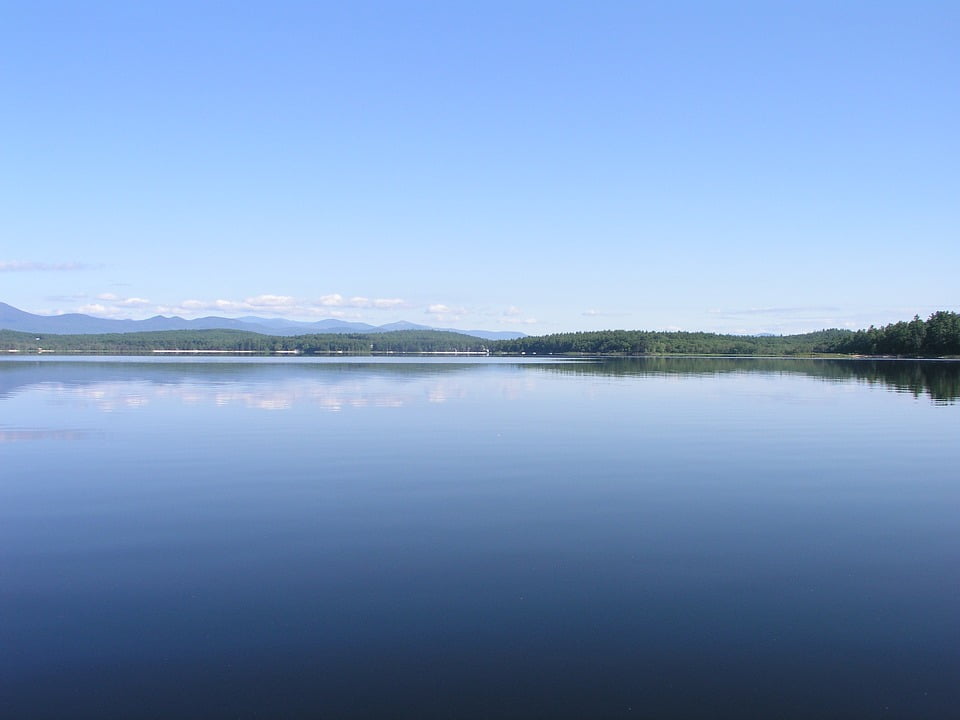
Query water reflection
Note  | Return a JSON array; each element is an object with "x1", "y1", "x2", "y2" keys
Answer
[
  {"x1": 1, "y1": 357, "x2": 958, "y2": 407},
  {"x1": 0, "y1": 360, "x2": 528, "y2": 412},
  {"x1": 44, "y1": 379, "x2": 422, "y2": 413},
  {"x1": 543, "y1": 357, "x2": 960, "y2": 404}
]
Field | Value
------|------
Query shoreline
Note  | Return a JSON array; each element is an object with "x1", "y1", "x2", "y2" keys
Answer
[{"x1": 2, "y1": 351, "x2": 958, "y2": 361}]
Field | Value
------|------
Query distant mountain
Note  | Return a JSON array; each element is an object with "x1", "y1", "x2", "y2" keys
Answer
[
  {"x1": 377, "y1": 321, "x2": 432, "y2": 332},
  {"x1": 0, "y1": 302, "x2": 526, "y2": 340},
  {"x1": 456, "y1": 329, "x2": 533, "y2": 341}
]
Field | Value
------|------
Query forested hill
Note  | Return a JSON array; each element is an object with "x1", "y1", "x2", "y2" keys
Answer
[
  {"x1": 492, "y1": 328, "x2": 852, "y2": 355},
  {"x1": 1, "y1": 311, "x2": 958, "y2": 357},
  {"x1": 0, "y1": 329, "x2": 488, "y2": 355},
  {"x1": 834, "y1": 311, "x2": 960, "y2": 356},
  {"x1": 494, "y1": 310, "x2": 960, "y2": 356}
]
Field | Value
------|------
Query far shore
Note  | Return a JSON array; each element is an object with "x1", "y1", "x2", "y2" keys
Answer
[{"x1": 2, "y1": 350, "x2": 958, "y2": 361}]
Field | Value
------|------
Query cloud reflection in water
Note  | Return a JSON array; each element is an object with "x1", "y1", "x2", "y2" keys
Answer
[{"x1": 28, "y1": 376, "x2": 490, "y2": 413}]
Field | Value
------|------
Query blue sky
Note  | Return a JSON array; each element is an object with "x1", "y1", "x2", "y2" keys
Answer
[{"x1": 2, "y1": 1, "x2": 957, "y2": 334}]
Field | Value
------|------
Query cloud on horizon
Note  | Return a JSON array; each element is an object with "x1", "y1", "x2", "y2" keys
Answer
[
  {"x1": 153, "y1": 294, "x2": 408, "y2": 318},
  {"x1": 72, "y1": 293, "x2": 154, "y2": 318},
  {"x1": 425, "y1": 303, "x2": 467, "y2": 322},
  {"x1": 318, "y1": 294, "x2": 406, "y2": 309},
  {"x1": 1, "y1": 260, "x2": 95, "y2": 272},
  {"x1": 499, "y1": 306, "x2": 537, "y2": 325},
  {"x1": 97, "y1": 293, "x2": 150, "y2": 307},
  {"x1": 582, "y1": 309, "x2": 631, "y2": 318},
  {"x1": 26, "y1": 293, "x2": 615, "y2": 332},
  {"x1": 706, "y1": 305, "x2": 842, "y2": 317},
  {"x1": 699, "y1": 305, "x2": 955, "y2": 335},
  {"x1": 63, "y1": 292, "x2": 413, "y2": 322}
]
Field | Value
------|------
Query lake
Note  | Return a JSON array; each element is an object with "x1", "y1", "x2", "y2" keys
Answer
[{"x1": 1, "y1": 357, "x2": 958, "y2": 718}]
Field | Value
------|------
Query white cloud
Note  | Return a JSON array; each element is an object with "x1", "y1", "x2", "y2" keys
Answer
[
  {"x1": 77, "y1": 303, "x2": 109, "y2": 315},
  {"x1": 496, "y1": 305, "x2": 537, "y2": 324},
  {"x1": 246, "y1": 294, "x2": 295, "y2": 307},
  {"x1": 149, "y1": 293, "x2": 408, "y2": 320},
  {"x1": 427, "y1": 304, "x2": 455, "y2": 314},
  {"x1": 73, "y1": 294, "x2": 154, "y2": 317},
  {"x1": 425, "y1": 303, "x2": 468, "y2": 322},
  {"x1": 64, "y1": 291, "x2": 408, "y2": 322},
  {"x1": 706, "y1": 305, "x2": 842, "y2": 317},
  {"x1": 317, "y1": 294, "x2": 406, "y2": 309},
  {"x1": 172, "y1": 296, "x2": 296, "y2": 313},
  {"x1": 180, "y1": 299, "x2": 210, "y2": 310},
  {"x1": 0, "y1": 260, "x2": 93, "y2": 272},
  {"x1": 373, "y1": 298, "x2": 405, "y2": 309},
  {"x1": 582, "y1": 309, "x2": 630, "y2": 317},
  {"x1": 77, "y1": 303, "x2": 139, "y2": 320}
]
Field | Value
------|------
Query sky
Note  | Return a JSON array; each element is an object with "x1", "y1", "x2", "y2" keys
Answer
[{"x1": 2, "y1": 1, "x2": 958, "y2": 335}]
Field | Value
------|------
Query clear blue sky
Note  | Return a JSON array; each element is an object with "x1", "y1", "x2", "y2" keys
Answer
[{"x1": 2, "y1": 1, "x2": 957, "y2": 334}]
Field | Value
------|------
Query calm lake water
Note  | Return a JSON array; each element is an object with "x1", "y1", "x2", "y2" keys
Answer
[{"x1": 2, "y1": 357, "x2": 958, "y2": 719}]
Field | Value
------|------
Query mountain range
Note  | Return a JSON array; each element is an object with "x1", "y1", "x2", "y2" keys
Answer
[{"x1": 0, "y1": 302, "x2": 526, "y2": 340}]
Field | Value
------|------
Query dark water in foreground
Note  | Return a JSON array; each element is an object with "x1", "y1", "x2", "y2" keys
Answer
[{"x1": 1, "y1": 357, "x2": 958, "y2": 719}]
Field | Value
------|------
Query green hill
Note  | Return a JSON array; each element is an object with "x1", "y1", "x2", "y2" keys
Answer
[{"x1": 2, "y1": 311, "x2": 958, "y2": 357}]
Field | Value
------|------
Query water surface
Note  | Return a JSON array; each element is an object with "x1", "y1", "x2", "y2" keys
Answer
[{"x1": 2, "y1": 357, "x2": 958, "y2": 718}]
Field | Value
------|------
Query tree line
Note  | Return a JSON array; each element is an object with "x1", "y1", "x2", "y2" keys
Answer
[
  {"x1": 0, "y1": 329, "x2": 489, "y2": 354},
  {"x1": 834, "y1": 311, "x2": 960, "y2": 356},
  {"x1": 495, "y1": 311, "x2": 960, "y2": 357},
  {"x1": 1, "y1": 311, "x2": 958, "y2": 357},
  {"x1": 491, "y1": 328, "x2": 853, "y2": 356}
]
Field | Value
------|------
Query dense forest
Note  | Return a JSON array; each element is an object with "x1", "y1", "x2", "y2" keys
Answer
[
  {"x1": 0, "y1": 329, "x2": 488, "y2": 354},
  {"x1": 492, "y1": 328, "x2": 853, "y2": 355},
  {"x1": 495, "y1": 312, "x2": 960, "y2": 356},
  {"x1": 1, "y1": 311, "x2": 958, "y2": 357},
  {"x1": 834, "y1": 311, "x2": 960, "y2": 356}
]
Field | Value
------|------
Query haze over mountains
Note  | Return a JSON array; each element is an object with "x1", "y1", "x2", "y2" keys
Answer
[{"x1": 0, "y1": 302, "x2": 525, "y2": 340}]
